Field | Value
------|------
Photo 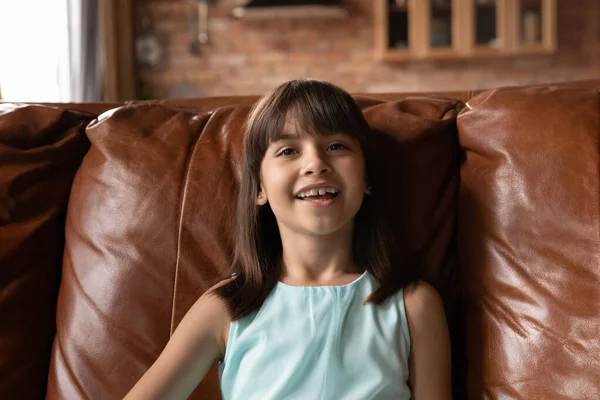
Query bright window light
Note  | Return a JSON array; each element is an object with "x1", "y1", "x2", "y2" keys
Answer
[{"x1": 0, "y1": 0, "x2": 69, "y2": 102}]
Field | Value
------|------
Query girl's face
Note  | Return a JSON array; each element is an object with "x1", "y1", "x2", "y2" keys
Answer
[{"x1": 257, "y1": 117, "x2": 368, "y2": 238}]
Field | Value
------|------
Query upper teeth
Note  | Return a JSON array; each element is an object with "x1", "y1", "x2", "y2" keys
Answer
[{"x1": 297, "y1": 187, "x2": 338, "y2": 198}]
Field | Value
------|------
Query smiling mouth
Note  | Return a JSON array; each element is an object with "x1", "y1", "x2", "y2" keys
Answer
[{"x1": 296, "y1": 192, "x2": 339, "y2": 201}]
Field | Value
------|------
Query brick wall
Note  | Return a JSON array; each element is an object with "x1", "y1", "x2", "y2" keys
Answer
[{"x1": 134, "y1": 0, "x2": 600, "y2": 98}]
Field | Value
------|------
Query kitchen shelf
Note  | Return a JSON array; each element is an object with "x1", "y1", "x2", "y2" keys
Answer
[{"x1": 373, "y1": 0, "x2": 556, "y2": 61}]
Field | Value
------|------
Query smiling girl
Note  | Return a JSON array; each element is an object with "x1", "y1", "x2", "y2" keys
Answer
[{"x1": 125, "y1": 79, "x2": 451, "y2": 400}]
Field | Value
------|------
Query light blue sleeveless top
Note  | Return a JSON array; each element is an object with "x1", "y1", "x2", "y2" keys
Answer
[{"x1": 218, "y1": 271, "x2": 412, "y2": 400}]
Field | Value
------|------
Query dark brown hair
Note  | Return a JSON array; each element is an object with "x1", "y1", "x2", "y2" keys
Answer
[{"x1": 215, "y1": 79, "x2": 414, "y2": 320}]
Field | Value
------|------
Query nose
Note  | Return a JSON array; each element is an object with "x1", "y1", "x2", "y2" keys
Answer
[{"x1": 301, "y1": 148, "x2": 331, "y2": 176}]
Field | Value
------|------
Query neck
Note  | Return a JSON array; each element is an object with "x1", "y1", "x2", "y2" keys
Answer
[{"x1": 277, "y1": 220, "x2": 361, "y2": 285}]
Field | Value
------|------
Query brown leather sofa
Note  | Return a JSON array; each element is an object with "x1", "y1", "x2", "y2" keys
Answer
[{"x1": 1, "y1": 80, "x2": 599, "y2": 400}]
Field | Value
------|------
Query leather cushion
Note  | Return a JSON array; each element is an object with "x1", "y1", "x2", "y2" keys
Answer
[
  {"x1": 457, "y1": 84, "x2": 600, "y2": 398},
  {"x1": 47, "y1": 95, "x2": 464, "y2": 399},
  {"x1": 0, "y1": 104, "x2": 92, "y2": 399}
]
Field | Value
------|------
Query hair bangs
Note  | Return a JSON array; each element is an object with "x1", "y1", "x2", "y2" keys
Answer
[
  {"x1": 284, "y1": 90, "x2": 367, "y2": 144},
  {"x1": 246, "y1": 80, "x2": 370, "y2": 170}
]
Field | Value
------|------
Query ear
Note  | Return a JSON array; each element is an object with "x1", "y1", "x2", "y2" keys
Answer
[{"x1": 256, "y1": 188, "x2": 268, "y2": 206}]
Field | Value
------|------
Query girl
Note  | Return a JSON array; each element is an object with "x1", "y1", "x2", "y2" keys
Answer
[{"x1": 125, "y1": 79, "x2": 451, "y2": 400}]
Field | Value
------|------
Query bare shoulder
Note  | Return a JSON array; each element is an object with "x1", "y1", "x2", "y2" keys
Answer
[
  {"x1": 191, "y1": 277, "x2": 232, "y2": 314},
  {"x1": 204, "y1": 276, "x2": 235, "y2": 302},
  {"x1": 199, "y1": 277, "x2": 233, "y2": 315},
  {"x1": 185, "y1": 278, "x2": 233, "y2": 356},
  {"x1": 403, "y1": 281, "x2": 447, "y2": 339}
]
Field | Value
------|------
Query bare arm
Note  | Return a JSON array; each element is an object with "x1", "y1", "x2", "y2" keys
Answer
[
  {"x1": 405, "y1": 281, "x2": 452, "y2": 400},
  {"x1": 124, "y1": 282, "x2": 231, "y2": 400}
]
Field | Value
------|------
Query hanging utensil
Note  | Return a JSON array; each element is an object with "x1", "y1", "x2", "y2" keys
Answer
[
  {"x1": 189, "y1": 0, "x2": 209, "y2": 56},
  {"x1": 136, "y1": 14, "x2": 164, "y2": 68}
]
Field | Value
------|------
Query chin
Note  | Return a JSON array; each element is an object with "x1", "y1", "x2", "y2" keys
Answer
[
  {"x1": 302, "y1": 220, "x2": 352, "y2": 237},
  {"x1": 307, "y1": 227, "x2": 340, "y2": 236}
]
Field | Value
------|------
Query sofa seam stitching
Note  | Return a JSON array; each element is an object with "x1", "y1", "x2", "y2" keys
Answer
[{"x1": 169, "y1": 112, "x2": 209, "y2": 336}]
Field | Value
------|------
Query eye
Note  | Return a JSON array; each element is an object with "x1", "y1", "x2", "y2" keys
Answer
[
  {"x1": 278, "y1": 147, "x2": 297, "y2": 157},
  {"x1": 327, "y1": 143, "x2": 348, "y2": 151}
]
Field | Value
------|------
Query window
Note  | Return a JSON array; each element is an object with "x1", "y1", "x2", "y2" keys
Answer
[{"x1": 0, "y1": 0, "x2": 69, "y2": 101}]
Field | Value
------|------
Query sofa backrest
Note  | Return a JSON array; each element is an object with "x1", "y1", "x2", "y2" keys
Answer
[
  {"x1": 0, "y1": 104, "x2": 94, "y2": 399},
  {"x1": 1, "y1": 80, "x2": 599, "y2": 400},
  {"x1": 457, "y1": 83, "x2": 600, "y2": 398},
  {"x1": 42, "y1": 94, "x2": 465, "y2": 400}
]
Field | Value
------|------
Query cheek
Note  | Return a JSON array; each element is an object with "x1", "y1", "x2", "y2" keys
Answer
[
  {"x1": 341, "y1": 159, "x2": 366, "y2": 188},
  {"x1": 261, "y1": 164, "x2": 293, "y2": 199}
]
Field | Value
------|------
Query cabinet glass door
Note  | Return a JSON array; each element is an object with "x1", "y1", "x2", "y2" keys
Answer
[
  {"x1": 388, "y1": 0, "x2": 409, "y2": 50},
  {"x1": 430, "y1": 0, "x2": 452, "y2": 48},
  {"x1": 519, "y1": 0, "x2": 542, "y2": 45},
  {"x1": 474, "y1": 0, "x2": 498, "y2": 48}
]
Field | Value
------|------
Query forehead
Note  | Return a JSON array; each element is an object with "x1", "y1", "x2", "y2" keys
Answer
[
  {"x1": 283, "y1": 116, "x2": 300, "y2": 134},
  {"x1": 258, "y1": 105, "x2": 365, "y2": 151},
  {"x1": 280, "y1": 116, "x2": 314, "y2": 138},
  {"x1": 271, "y1": 126, "x2": 347, "y2": 146},
  {"x1": 273, "y1": 114, "x2": 342, "y2": 141}
]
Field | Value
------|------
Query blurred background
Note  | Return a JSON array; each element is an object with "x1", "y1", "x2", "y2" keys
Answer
[{"x1": 0, "y1": 0, "x2": 598, "y2": 102}]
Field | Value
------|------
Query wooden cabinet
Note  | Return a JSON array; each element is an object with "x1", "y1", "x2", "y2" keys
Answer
[
  {"x1": 374, "y1": 0, "x2": 556, "y2": 61},
  {"x1": 508, "y1": 0, "x2": 556, "y2": 53}
]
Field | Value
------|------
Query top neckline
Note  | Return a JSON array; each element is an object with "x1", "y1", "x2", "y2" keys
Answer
[{"x1": 276, "y1": 270, "x2": 368, "y2": 289}]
